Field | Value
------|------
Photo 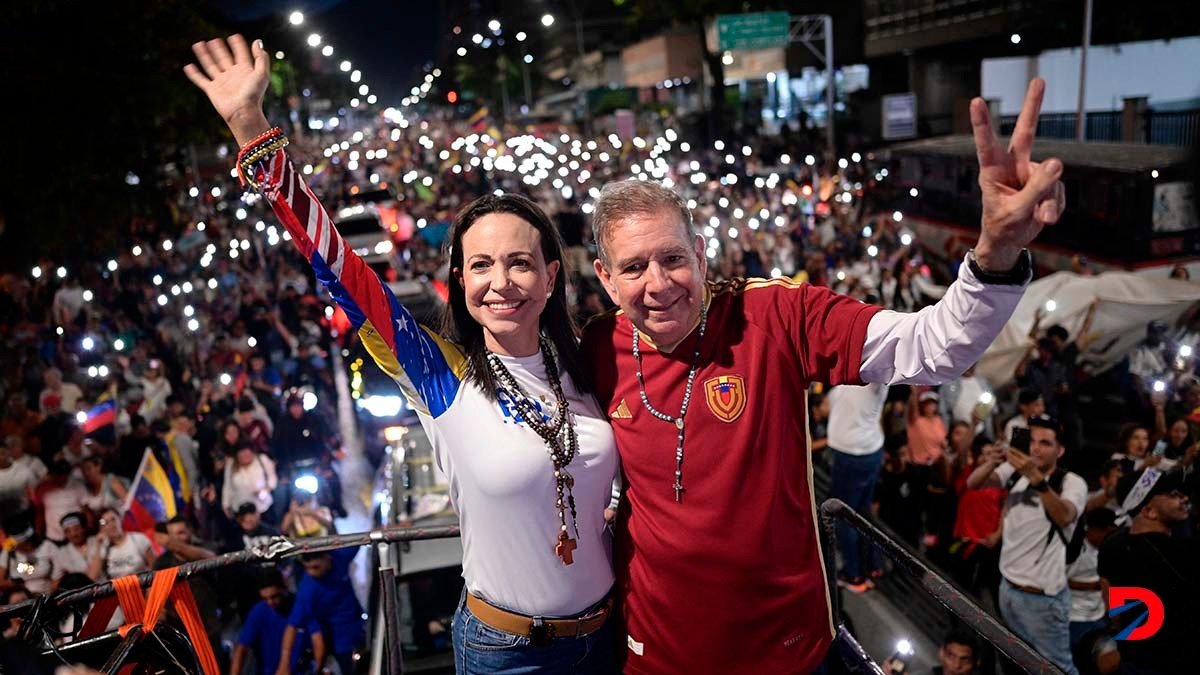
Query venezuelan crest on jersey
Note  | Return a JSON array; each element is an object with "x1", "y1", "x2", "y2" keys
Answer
[{"x1": 704, "y1": 375, "x2": 747, "y2": 423}]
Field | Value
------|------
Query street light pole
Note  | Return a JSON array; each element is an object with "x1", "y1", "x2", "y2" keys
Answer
[{"x1": 1075, "y1": 0, "x2": 1093, "y2": 142}]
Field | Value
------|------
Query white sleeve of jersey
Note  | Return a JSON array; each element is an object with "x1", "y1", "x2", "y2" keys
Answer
[{"x1": 858, "y1": 254, "x2": 1027, "y2": 385}]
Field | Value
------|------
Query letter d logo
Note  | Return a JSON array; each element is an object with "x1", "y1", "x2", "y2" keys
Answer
[{"x1": 1107, "y1": 587, "x2": 1164, "y2": 641}]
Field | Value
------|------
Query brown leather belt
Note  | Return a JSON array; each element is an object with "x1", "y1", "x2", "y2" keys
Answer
[
  {"x1": 466, "y1": 593, "x2": 613, "y2": 645},
  {"x1": 1005, "y1": 578, "x2": 1047, "y2": 596}
]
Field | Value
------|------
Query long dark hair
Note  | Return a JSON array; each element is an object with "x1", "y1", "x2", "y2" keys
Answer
[{"x1": 439, "y1": 193, "x2": 591, "y2": 399}]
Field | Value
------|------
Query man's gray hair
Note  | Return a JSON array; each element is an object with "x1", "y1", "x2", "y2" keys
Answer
[{"x1": 591, "y1": 179, "x2": 695, "y2": 267}]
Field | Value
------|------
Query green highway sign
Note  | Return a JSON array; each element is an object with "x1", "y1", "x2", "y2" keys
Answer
[{"x1": 716, "y1": 12, "x2": 790, "y2": 51}]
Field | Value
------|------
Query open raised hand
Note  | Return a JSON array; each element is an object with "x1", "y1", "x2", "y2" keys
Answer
[
  {"x1": 183, "y1": 35, "x2": 272, "y2": 147},
  {"x1": 970, "y1": 78, "x2": 1066, "y2": 271}
]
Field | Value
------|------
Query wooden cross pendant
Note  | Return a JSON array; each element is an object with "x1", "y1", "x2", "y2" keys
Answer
[{"x1": 555, "y1": 534, "x2": 577, "y2": 565}]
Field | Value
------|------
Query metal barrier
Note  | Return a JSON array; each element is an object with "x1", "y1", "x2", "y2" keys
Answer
[
  {"x1": 819, "y1": 498, "x2": 1064, "y2": 675},
  {"x1": 0, "y1": 504, "x2": 1065, "y2": 674}
]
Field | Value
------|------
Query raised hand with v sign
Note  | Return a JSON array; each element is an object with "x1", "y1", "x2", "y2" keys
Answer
[{"x1": 970, "y1": 78, "x2": 1066, "y2": 272}]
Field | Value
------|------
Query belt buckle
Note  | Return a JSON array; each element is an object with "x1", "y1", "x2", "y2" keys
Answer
[{"x1": 530, "y1": 617, "x2": 555, "y2": 646}]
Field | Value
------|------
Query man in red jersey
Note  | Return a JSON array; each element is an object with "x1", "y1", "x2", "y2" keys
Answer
[{"x1": 581, "y1": 79, "x2": 1066, "y2": 674}]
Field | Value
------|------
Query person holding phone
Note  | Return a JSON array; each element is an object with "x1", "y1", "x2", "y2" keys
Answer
[{"x1": 966, "y1": 416, "x2": 1087, "y2": 674}]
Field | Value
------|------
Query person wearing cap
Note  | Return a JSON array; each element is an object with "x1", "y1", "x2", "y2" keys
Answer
[
  {"x1": 966, "y1": 415, "x2": 1087, "y2": 674},
  {"x1": 50, "y1": 511, "x2": 100, "y2": 584},
  {"x1": 1098, "y1": 468, "x2": 1198, "y2": 675}
]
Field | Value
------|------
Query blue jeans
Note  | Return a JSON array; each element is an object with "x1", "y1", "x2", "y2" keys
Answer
[
  {"x1": 1069, "y1": 617, "x2": 1108, "y2": 648},
  {"x1": 999, "y1": 578, "x2": 1079, "y2": 675},
  {"x1": 830, "y1": 449, "x2": 883, "y2": 579},
  {"x1": 451, "y1": 593, "x2": 618, "y2": 674}
]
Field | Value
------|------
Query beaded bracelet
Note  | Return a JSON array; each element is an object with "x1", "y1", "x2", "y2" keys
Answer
[
  {"x1": 236, "y1": 127, "x2": 284, "y2": 162},
  {"x1": 237, "y1": 135, "x2": 289, "y2": 190}
]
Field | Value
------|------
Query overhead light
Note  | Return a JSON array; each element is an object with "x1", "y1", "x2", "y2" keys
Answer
[
  {"x1": 288, "y1": 11, "x2": 304, "y2": 25},
  {"x1": 541, "y1": 14, "x2": 555, "y2": 27},
  {"x1": 1010, "y1": 33, "x2": 1021, "y2": 44}
]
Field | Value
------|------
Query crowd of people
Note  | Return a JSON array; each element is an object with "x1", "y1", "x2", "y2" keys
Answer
[{"x1": 0, "y1": 40, "x2": 1193, "y2": 675}]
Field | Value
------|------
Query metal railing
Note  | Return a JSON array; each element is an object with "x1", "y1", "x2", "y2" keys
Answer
[
  {"x1": 998, "y1": 109, "x2": 1200, "y2": 146},
  {"x1": 819, "y1": 499, "x2": 1064, "y2": 674},
  {"x1": 0, "y1": 503, "x2": 1064, "y2": 674}
]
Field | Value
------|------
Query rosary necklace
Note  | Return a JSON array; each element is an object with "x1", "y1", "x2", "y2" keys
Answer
[
  {"x1": 632, "y1": 303, "x2": 708, "y2": 503},
  {"x1": 487, "y1": 337, "x2": 581, "y2": 564}
]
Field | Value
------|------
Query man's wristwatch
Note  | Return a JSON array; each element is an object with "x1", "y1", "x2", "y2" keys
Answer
[{"x1": 967, "y1": 248, "x2": 1033, "y2": 285}]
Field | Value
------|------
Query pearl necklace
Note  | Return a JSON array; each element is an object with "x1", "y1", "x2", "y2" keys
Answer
[
  {"x1": 632, "y1": 303, "x2": 708, "y2": 503},
  {"x1": 486, "y1": 337, "x2": 581, "y2": 564}
]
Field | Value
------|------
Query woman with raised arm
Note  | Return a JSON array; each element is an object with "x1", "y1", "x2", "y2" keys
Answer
[{"x1": 185, "y1": 35, "x2": 618, "y2": 675}]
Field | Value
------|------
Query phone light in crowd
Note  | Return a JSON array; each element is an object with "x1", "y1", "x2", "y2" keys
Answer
[
  {"x1": 302, "y1": 391, "x2": 319, "y2": 411},
  {"x1": 188, "y1": 318, "x2": 200, "y2": 332},
  {"x1": 82, "y1": 290, "x2": 93, "y2": 302},
  {"x1": 862, "y1": 226, "x2": 872, "y2": 237},
  {"x1": 1180, "y1": 345, "x2": 1193, "y2": 358},
  {"x1": 805, "y1": 154, "x2": 816, "y2": 166},
  {"x1": 1153, "y1": 380, "x2": 1167, "y2": 393},
  {"x1": 306, "y1": 33, "x2": 321, "y2": 47},
  {"x1": 294, "y1": 474, "x2": 319, "y2": 495},
  {"x1": 867, "y1": 245, "x2": 879, "y2": 257},
  {"x1": 909, "y1": 188, "x2": 919, "y2": 197},
  {"x1": 895, "y1": 638, "x2": 915, "y2": 657},
  {"x1": 383, "y1": 426, "x2": 407, "y2": 443},
  {"x1": 219, "y1": 373, "x2": 232, "y2": 386},
  {"x1": 288, "y1": 10, "x2": 304, "y2": 25},
  {"x1": 57, "y1": 266, "x2": 67, "y2": 279},
  {"x1": 75, "y1": 411, "x2": 88, "y2": 425},
  {"x1": 900, "y1": 233, "x2": 913, "y2": 246},
  {"x1": 837, "y1": 271, "x2": 846, "y2": 281},
  {"x1": 56, "y1": 326, "x2": 64, "y2": 336},
  {"x1": 1010, "y1": 33, "x2": 1021, "y2": 45},
  {"x1": 1044, "y1": 299, "x2": 1057, "y2": 313},
  {"x1": 107, "y1": 260, "x2": 118, "y2": 272},
  {"x1": 892, "y1": 211, "x2": 903, "y2": 222},
  {"x1": 247, "y1": 337, "x2": 257, "y2": 348},
  {"x1": 132, "y1": 245, "x2": 143, "y2": 257},
  {"x1": 541, "y1": 13, "x2": 555, "y2": 26},
  {"x1": 31, "y1": 266, "x2": 42, "y2": 279},
  {"x1": 979, "y1": 392, "x2": 995, "y2": 405},
  {"x1": 81, "y1": 336, "x2": 95, "y2": 351},
  {"x1": 113, "y1": 338, "x2": 125, "y2": 351}
]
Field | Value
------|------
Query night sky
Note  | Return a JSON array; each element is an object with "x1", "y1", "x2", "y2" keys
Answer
[{"x1": 213, "y1": 0, "x2": 442, "y2": 106}]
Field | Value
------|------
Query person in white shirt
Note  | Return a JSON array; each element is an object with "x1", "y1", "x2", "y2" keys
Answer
[
  {"x1": 34, "y1": 461, "x2": 88, "y2": 543},
  {"x1": 938, "y1": 363, "x2": 996, "y2": 437},
  {"x1": 91, "y1": 507, "x2": 154, "y2": 580},
  {"x1": 7, "y1": 435, "x2": 47, "y2": 483},
  {"x1": 967, "y1": 416, "x2": 1088, "y2": 675},
  {"x1": 825, "y1": 383, "x2": 889, "y2": 590},
  {"x1": 1002, "y1": 388, "x2": 1044, "y2": 443},
  {"x1": 0, "y1": 526, "x2": 56, "y2": 595},
  {"x1": 0, "y1": 436, "x2": 40, "y2": 513},
  {"x1": 38, "y1": 368, "x2": 83, "y2": 416},
  {"x1": 51, "y1": 512, "x2": 101, "y2": 583},
  {"x1": 1066, "y1": 508, "x2": 1117, "y2": 649},
  {"x1": 222, "y1": 447, "x2": 277, "y2": 518}
]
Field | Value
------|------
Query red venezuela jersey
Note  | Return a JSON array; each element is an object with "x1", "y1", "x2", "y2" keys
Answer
[{"x1": 582, "y1": 278, "x2": 881, "y2": 674}]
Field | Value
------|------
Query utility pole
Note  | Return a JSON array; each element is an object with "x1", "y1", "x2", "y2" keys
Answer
[{"x1": 1075, "y1": 0, "x2": 1093, "y2": 141}]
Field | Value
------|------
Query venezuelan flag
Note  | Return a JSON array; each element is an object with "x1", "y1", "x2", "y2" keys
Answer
[
  {"x1": 81, "y1": 399, "x2": 117, "y2": 434},
  {"x1": 121, "y1": 450, "x2": 177, "y2": 537}
]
